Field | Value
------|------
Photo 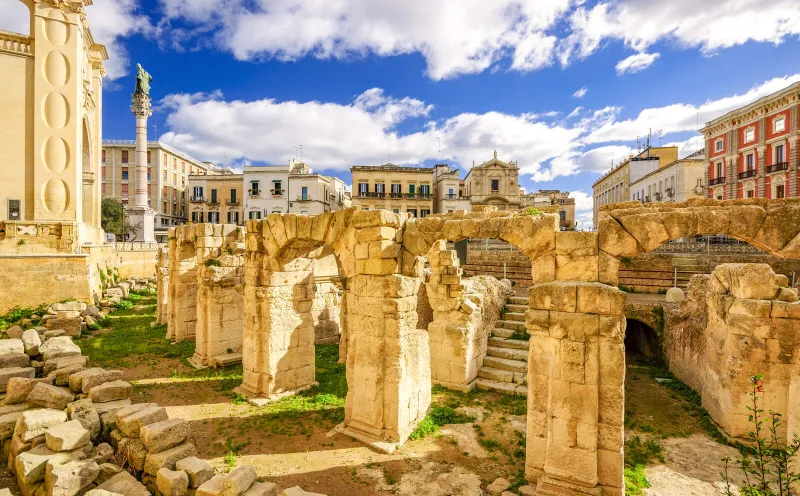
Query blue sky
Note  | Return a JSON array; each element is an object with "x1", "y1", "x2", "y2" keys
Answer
[{"x1": 4, "y1": 0, "x2": 800, "y2": 227}]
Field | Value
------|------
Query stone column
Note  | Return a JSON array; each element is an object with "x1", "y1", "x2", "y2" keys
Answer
[
  {"x1": 155, "y1": 246, "x2": 169, "y2": 324},
  {"x1": 128, "y1": 92, "x2": 155, "y2": 242},
  {"x1": 526, "y1": 282, "x2": 626, "y2": 496},
  {"x1": 166, "y1": 225, "x2": 198, "y2": 342},
  {"x1": 190, "y1": 224, "x2": 245, "y2": 368}
]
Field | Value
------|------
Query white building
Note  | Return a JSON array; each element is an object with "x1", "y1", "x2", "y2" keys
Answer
[
  {"x1": 244, "y1": 160, "x2": 350, "y2": 219},
  {"x1": 433, "y1": 164, "x2": 469, "y2": 213},
  {"x1": 629, "y1": 150, "x2": 705, "y2": 204}
]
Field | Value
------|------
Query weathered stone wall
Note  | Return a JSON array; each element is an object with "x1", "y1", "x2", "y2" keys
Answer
[
  {"x1": 664, "y1": 264, "x2": 800, "y2": 444},
  {"x1": 526, "y1": 282, "x2": 626, "y2": 496},
  {"x1": 116, "y1": 248, "x2": 159, "y2": 280},
  {"x1": 166, "y1": 227, "x2": 198, "y2": 343},
  {"x1": 0, "y1": 255, "x2": 94, "y2": 313}
]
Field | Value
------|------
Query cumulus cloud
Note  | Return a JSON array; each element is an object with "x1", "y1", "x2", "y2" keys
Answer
[
  {"x1": 573, "y1": 87, "x2": 588, "y2": 98},
  {"x1": 569, "y1": 191, "x2": 595, "y2": 229},
  {"x1": 615, "y1": 52, "x2": 659, "y2": 75}
]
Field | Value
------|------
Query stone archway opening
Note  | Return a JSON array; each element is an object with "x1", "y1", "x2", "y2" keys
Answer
[{"x1": 624, "y1": 318, "x2": 658, "y2": 359}]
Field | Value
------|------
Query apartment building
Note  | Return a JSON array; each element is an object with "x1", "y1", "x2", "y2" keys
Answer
[
  {"x1": 629, "y1": 149, "x2": 705, "y2": 204},
  {"x1": 591, "y1": 146, "x2": 679, "y2": 228},
  {"x1": 700, "y1": 82, "x2": 799, "y2": 200},
  {"x1": 102, "y1": 140, "x2": 217, "y2": 241},
  {"x1": 521, "y1": 190, "x2": 576, "y2": 230},
  {"x1": 243, "y1": 160, "x2": 350, "y2": 219},
  {"x1": 350, "y1": 164, "x2": 434, "y2": 217},
  {"x1": 187, "y1": 171, "x2": 244, "y2": 225},
  {"x1": 462, "y1": 151, "x2": 521, "y2": 210},
  {"x1": 433, "y1": 164, "x2": 470, "y2": 213}
]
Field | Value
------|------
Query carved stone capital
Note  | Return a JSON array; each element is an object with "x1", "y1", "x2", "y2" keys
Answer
[
  {"x1": 788, "y1": 134, "x2": 799, "y2": 147},
  {"x1": 130, "y1": 93, "x2": 152, "y2": 118},
  {"x1": 757, "y1": 145, "x2": 767, "y2": 154}
]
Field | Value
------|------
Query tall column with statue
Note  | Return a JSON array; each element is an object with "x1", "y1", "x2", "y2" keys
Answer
[{"x1": 128, "y1": 63, "x2": 156, "y2": 243}]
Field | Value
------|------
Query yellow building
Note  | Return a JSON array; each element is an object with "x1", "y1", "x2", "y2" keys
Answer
[
  {"x1": 462, "y1": 152, "x2": 521, "y2": 210},
  {"x1": 101, "y1": 140, "x2": 216, "y2": 240},
  {"x1": 0, "y1": 0, "x2": 107, "y2": 249},
  {"x1": 521, "y1": 190, "x2": 576, "y2": 230},
  {"x1": 187, "y1": 172, "x2": 245, "y2": 225},
  {"x1": 591, "y1": 146, "x2": 678, "y2": 228},
  {"x1": 350, "y1": 164, "x2": 434, "y2": 217}
]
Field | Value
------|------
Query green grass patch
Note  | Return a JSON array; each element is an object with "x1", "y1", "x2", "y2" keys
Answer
[
  {"x1": 624, "y1": 465, "x2": 651, "y2": 495},
  {"x1": 624, "y1": 435, "x2": 664, "y2": 467},
  {"x1": 0, "y1": 303, "x2": 49, "y2": 331},
  {"x1": 409, "y1": 405, "x2": 475, "y2": 440}
]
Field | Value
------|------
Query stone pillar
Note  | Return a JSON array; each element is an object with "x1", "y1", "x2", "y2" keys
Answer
[
  {"x1": 789, "y1": 135, "x2": 798, "y2": 198},
  {"x1": 190, "y1": 224, "x2": 245, "y2": 368},
  {"x1": 128, "y1": 92, "x2": 155, "y2": 242},
  {"x1": 155, "y1": 246, "x2": 169, "y2": 324},
  {"x1": 757, "y1": 145, "x2": 767, "y2": 198},
  {"x1": 166, "y1": 225, "x2": 198, "y2": 342},
  {"x1": 526, "y1": 282, "x2": 626, "y2": 496},
  {"x1": 726, "y1": 155, "x2": 738, "y2": 200}
]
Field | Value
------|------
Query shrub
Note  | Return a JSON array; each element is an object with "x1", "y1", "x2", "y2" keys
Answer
[
  {"x1": 204, "y1": 259, "x2": 221, "y2": 267},
  {"x1": 114, "y1": 300, "x2": 134, "y2": 310}
]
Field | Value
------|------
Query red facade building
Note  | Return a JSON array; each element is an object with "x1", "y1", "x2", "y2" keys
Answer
[{"x1": 700, "y1": 82, "x2": 799, "y2": 200}]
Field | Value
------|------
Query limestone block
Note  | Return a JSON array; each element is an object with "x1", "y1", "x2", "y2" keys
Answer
[
  {"x1": 94, "y1": 463, "x2": 122, "y2": 485},
  {"x1": 665, "y1": 287, "x2": 685, "y2": 303},
  {"x1": 43, "y1": 355, "x2": 87, "y2": 376},
  {"x1": 0, "y1": 366, "x2": 35, "y2": 393},
  {"x1": 243, "y1": 482, "x2": 278, "y2": 496},
  {"x1": 529, "y1": 282, "x2": 577, "y2": 312},
  {"x1": 196, "y1": 474, "x2": 226, "y2": 496},
  {"x1": 5, "y1": 325, "x2": 24, "y2": 339},
  {"x1": 0, "y1": 352, "x2": 30, "y2": 369},
  {"x1": 91, "y1": 443, "x2": 114, "y2": 465},
  {"x1": 597, "y1": 215, "x2": 639, "y2": 258},
  {"x1": 157, "y1": 467, "x2": 190, "y2": 496},
  {"x1": 50, "y1": 302, "x2": 87, "y2": 313},
  {"x1": 710, "y1": 263, "x2": 777, "y2": 300},
  {"x1": 95, "y1": 471, "x2": 150, "y2": 496},
  {"x1": 15, "y1": 409, "x2": 68, "y2": 442},
  {"x1": 576, "y1": 283, "x2": 626, "y2": 316},
  {"x1": 118, "y1": 405, "x2": 168, "y2": 437},
  {"x1": 0, "y1": 339, "x2": 25, "y2": 355},
  {"x1": 776, "y1": 274, "x2": 790, "y2": 287},
  {"x1": 48, "y1": 364, "x2": 87, "y2": 387},
  {"x1": 352, "y1": 209, "x2": 400, "y2": 229},
  {"x1": 26, "y1": 383, "x2": 74, "y2": 410},
  {"x1": 176, "y1": 456, "x2": 214, "y2": 488},
  {"x1": 0, "y1": 409, "x2": 26, "y2": 441},
  {"x1": 85, "y1": 490, "x2": 123, "y2": 496},
  {"x1": 39, "y1": 337, "x2": 82, "y2": 362},
  {"x1": 117, "y1": 436, "x2": 147, "y2": 470},
  {"x1": 45, "y1": 318, "x2": 82, "y2": 337},
  {"x1": 88, "y1": 381, "x2": 132, "y2": 403},
  {"x1": 281, "y1": 487, "x2": 326, "y2": 496},
  {"x1": 530, "y1": 254, "x2": 556, "y2": 284},
  {"x1": 45, "y1": 420, "x2": 91, "y2": 451},
  {"x1": 44, "y1": 459, "x2": 100, "y2": 495},
  {"x1": 487, "y1": 477, "x2": 510, "y2": 494},
  {"x1": 16, "y1": 445, "x2": 75, "y2": 484},
  {"x1": 81, "y1": 369, "x2": 123, "y2": 394},
  {"x1": 21, "y1": 329, "x2": 41, "y2": 356},
  {"x1": 222, "y1": 465, "x2": 257, "y2": 496},
  {"x1": 143, "y1": 441, "x2": 197, "y2": 475},
  {"x1": 140, "y1": 418, "x2": 189, "y2": 453},
  {"x1": 776, "y1": 287, "x2": 798, "y2": 302}
]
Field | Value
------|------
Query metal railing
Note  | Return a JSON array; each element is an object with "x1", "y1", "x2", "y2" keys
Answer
[
  {"x1": 189, "y1": 196, "x2": 205, "y2": 202},
  {"x1": 709, "y1": 177, "x2": 725, "y2": 186},
  {"x1": 739, "y1": 169, "x2": 757, "y2": 179},
  {"x1": 767, "y1": 162, "x2": 788, "y2": 174}
]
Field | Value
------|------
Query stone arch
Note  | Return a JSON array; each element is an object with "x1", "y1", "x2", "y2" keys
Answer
[
  {"x1": 625, "y1": 318, "x2": 659, "y2": 359},
  {"x1": 598, "y1": 198, "x2": 800, "y2": 286},
  {"x1": 7, "y1": 0, "x2": 32, "y2": 35}
]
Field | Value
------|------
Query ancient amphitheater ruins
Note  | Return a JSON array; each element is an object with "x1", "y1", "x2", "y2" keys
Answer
[{"x1": 151, "y1": 198, "x2": 800, "y2": 496}]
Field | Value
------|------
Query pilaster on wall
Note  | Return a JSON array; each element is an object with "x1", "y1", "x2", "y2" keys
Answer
[
  {"x1": 155, "y1": 246, "x2": 169, "y2": 325},
  {"x1": 726, "y1": 155, "x2": 738, "y2": 200},
  {"x1": 789, "y1": 135, "x2": 798, "y2": 198},
  {"x1": 166, "y1": 225, "x2": 198, "y2": 342},
  {"x1": 191, "y1": 224, "x2": 245, "y2": 368},
  {"x1": 526, "y1": 281, "x2": 626, "y2": 496},
  {"x1": 758, "y1": 145, "x2": 767, "y2": 198}
]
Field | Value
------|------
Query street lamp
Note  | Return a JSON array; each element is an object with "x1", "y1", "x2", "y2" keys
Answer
[{"x1": 120, "y1": 202, "x2": 127, "y2": 242}]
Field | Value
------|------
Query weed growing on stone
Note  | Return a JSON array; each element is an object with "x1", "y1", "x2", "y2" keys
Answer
[
  {"x1": 624, "y1": 465, "x2": 651, "y2": 495},
  {"x1": 204, "y1": 258, "x2": 221, "y2": 267}
]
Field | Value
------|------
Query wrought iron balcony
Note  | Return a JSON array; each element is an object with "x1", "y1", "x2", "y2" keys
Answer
[
  {"x1": 389, "y1": 192, "x2": 403, "y2": 199},
  {"x1": 295, "y1": 196, "x2": 311, "y2": 202},
  {"x1": 226, "y1": 200, "x2": 240, "y2": 206},
  {"x1": 249, "y1": 190, "x2": 260, "y2": 198},
  {"x1": 766, "y1": 162, "x2": 788, "y2": 174},
  {"x1": 189, "y1": 196, "x2": 205, "y2": 203},
  {"x1": 709, "y1": 177, "x2": 725, "y2": 186},
  {"x1": 358, "y1": 192, "x2": 386, "y2": 199},
  {"x1": 738, "y1": 169, "x2": 757, "y2": 179}
]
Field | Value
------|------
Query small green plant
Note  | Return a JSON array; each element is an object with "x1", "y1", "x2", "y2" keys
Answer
[
  {"x1": 230, "y1": 393, "x2": 248, "y2": 405},
  {"x1": 226, "y1": 348, "x2": 233, "y2": 354},
  {"x1": 619, "y1": 256, "x2": 632, "y2": 266},
  {"x1": 222, "y1": 452, "x2": 237, "y2": 472},
  {"x1": 524, "y1": 207, "x2": 542, "y2": 216},
  {"x1": 204, "y1": 259, "x2": 221, "y2": 267},
  {"x1": 113, "y1": 300, "x2": 134, "y2": 310},
  {"x1": 624, "y1": 465, "x2": 651, "y2": 495},
  {"x1": 408, "y1": 405, "x2": 475, "y2": 440},
  {"x1": 17, "y1": 239, "x2": 26, "y2": 246},
  {"x1": 720, "y1": 374, "x2": 800, "y2": 496}
]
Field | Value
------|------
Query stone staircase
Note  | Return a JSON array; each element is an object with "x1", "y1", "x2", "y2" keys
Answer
[{"x1": 475, "y1": 295, "x2": 529, "y2": 396}]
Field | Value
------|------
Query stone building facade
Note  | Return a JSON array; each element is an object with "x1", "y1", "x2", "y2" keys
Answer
[
  {"x1": 628, "y1": 149, "x2": 705, "y2": 204},
  {"x1": 187, "y1": 172, "x2": 245, "y2": 226},
  {"x1": 351, "y1": 164, "x2": 434, "y2": 217},
  {"x1": 462, "y1": 151, "x2": 521, "y2": 210},
  {"x1": 701, "y1": 81, "x2": 800, "y2": 201}
]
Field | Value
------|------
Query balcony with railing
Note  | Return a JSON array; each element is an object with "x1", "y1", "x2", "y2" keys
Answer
[
  {"x1": 226, "y1": 199, "x2": 240, "y2": 206},
  {"x1": 249, "y1": 189, "x2": 260, "y2": 198},
  {"x1": 709, "y1": 176, "x2": 725, "y2": 186},
  {"x1": 0, "y1": 31, "x2": 33, "y2": 58},
  {"x1": 738, "y1": 169, "x2": 757, "y2": 179},
  {"x1": 766, "y1": 162, "x2": 788, "y2": 174},
  {"x1": 295, "y1": 196, "x2": 312, "y2": 202},
  {"x1": 189, "y1": 196, "x2": 205, "y2": 203},
  {"x1": 270, "y1": 189, "x2": 283, "y2": 197},
  {"x1": 358, "y1": 191, "x2": 386, "y2": 199}
]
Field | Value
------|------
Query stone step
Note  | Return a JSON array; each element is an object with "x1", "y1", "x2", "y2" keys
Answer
[
  {"x1": 483, "y1": 356, "x2": 527, "y2": 373},
  {"x1": 477, "y1": 367, "x2": 526, "y2": 385},
  {"x1": 504, "y1": 311, "x2": 525, "y2": 322},
  {"x1": 509, "y1": 296, "x2": 528, "y2": 305},
  {"x1": 487, "y1": 346, "x2": 528, "y2": 362},
  {"x1": 496, "y1": 320, "x2": 526, "y2": 332},
  {"x1": 506, "y1": 304, "x2": 528, "y2": 313},
  {"x1": 475, "y1": 378, "x2": 527, "y2": 396},
  {"x1": 492, "y1": 328, "x2": 516, "y2": 338},
  {"x1": 210, "y1": 353, "x2": 242, "y2": 368},
  {"x1": 488, "y1": 337, "x2": 529, "y2": 350}
]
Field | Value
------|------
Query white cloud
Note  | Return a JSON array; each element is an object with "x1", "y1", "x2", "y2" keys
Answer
[
  {"x1": 0, "y1": 1, "x2": 30, "y2": 34},
  {"x1": 573, "y1": 87, "x2": 588, "y2": 98},
  {"x1": 569, "y1": 190, "x2": 594, "y2": 229},
  {"x1": 585, "y1": 73, "x2": 800, "y2": 144},
  {"x1": 615, "y1": 52, "x2": 659, "y2": 75}
]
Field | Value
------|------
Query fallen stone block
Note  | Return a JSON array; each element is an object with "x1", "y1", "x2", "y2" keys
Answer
[
  {"x1": 244, "y1": 482, "x2": 278, "y2": 496},
  {"x1": 50, "y1": 302, "x2": 87, "y2": 313},
  {"x1": 5, "y1": 325, "x2": 24, "y2": 339},
  {"x1": 95, "y1": 471, "x2": 150, "y2": 496},
  {"x1": 43, "y1": 330, "x2": 67, "y2": 340},
  {"x1": 196, "y1": 474, "x2": 226, "y2": 496},
  {"x1": 84, "y1": 489, "x2": 123, "y2": 496},
  {"x1": 222, "y1": 465, "x2": 257, "y2": 496},
  {"x1": 117, "y1": 436, "x2": 147, "y2": 471},
  {"x1": 48, "y1": 364, "x2": 87, "y2": 387},
  {"x1": 140, "y1": 418, "x2": 189, "y2": 453},
  {"x1": 143, "y1": 441, "x2": 197, "y2": 476},
  {"x1": 95, "y1": 462, "x2": 122, "y2": 485},
  {"x1": 118, "y1": 405, "x2": 168, "y2": 437},
  {"x1": 113, "y1": 402, "x2": 155, "y2": 424},
  {"x1": 26, "y1": 383, "x2": 75, "y2": 410},
  {"x1": 0, "y1": 367, "x2": 35, "y2": 393},
  {"x1": 44, "y1": 459, "x2": 100, "y2": 495},
  {"x1": 15, "y1": 409, "x2": 68, "y2": 442},
  {"x1": 211, "y1": 353, "x2": 243, "y2": 368},
  {"x1": 0, "y1": 339, "x2": 24, "y2": 356},
  {"x1": 5, "y1": 377, "x2": 54, "y2": 405},
  {"x1": 0, "y1": 352, "x2": 30, "y2": 369},
  {"x1": 281, "y1": 487, "x2": 327, "y2": 496},
  {"x1": 21, "y1": 329, "x2": 41, "y2": 356},
  {"x1": 69, "y1": 368, "x2": 102, "y2": 393},
  {"x1": 92, "y1": 399, "x2": 132, "y2": 416},
  {"x1": 45, "y1": 317, "x2": 82, "y2": 337},
  {"x1": 88, "y1": 381, "x2": 132, "y2": 403},
  {"x1": 39, "y1": 336, "x2": 81, "y2": 362},
  {"x1": 84, "y1": 315, "x2": 97, "y2": 328},
  {"x1": 14, "y1": 445, "x2": 74, "y2": 484},
  {"x1": 66, "y1": 399, "x2": 101, "y2": 441},
  {"x1": 157, "y1": 467, "x2": 190, "y2": 496},
  {"x1": 176, "y1": 456, "x2": 214, "y2": 488},
  {"x1": 0, "y1": 410, "x2": 26, "y2": 442},
  {"x1": 43, "y1": 355, "x2": 88, "y2": 376},
  {"x1": 82, "y1": 369, "x2": 123, "y2": 393},
  {"x1": 45, "y1": 420, "x2": 91, "y2": 452},
  {"x1": 91, "y1": 442, "x2": 114, "y2": 465}
]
